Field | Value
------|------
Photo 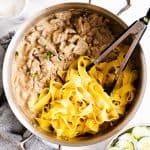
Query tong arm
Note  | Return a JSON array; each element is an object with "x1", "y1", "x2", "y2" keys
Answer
[
  {"x1": 115, "y1": 23, "x2": 147, "y2": 80},
  {"x1": 93, "y1": 20, "x2": 145, "y2": 65}
]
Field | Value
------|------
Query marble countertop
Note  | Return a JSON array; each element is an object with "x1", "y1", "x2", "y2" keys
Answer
[{"x1": 0, "y1": 0, "x2": 150, "y2": 149}]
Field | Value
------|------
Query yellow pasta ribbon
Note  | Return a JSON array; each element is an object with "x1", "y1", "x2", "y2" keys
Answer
[{"x1": 32, "y1": 47, "x2": 137, "y2": 139}]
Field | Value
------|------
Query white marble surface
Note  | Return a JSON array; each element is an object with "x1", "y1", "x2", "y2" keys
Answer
[{"x1": 0, "y1": 0, "x2": 150, "y2": 149}]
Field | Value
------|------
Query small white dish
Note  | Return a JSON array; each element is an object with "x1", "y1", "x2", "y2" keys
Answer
[{"x1": 105, "y1": 123, "x2": 150, "y2": 150}]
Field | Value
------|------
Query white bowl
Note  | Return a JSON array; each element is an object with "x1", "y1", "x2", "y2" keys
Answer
[{"x1": 105, "y1": 123, "x2": 150, "y2": 149}]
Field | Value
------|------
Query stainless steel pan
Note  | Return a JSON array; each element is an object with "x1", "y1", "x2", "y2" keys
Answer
[{"x1": 2, "y1": 2, "x2": 146, "y2": 147}]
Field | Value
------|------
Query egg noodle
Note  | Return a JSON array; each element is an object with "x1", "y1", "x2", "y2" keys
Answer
[{"x1": 32, "y1": 47, "x2": 137, "y2": 139}]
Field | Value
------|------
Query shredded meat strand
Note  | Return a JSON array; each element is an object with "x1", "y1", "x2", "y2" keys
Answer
[{"x1": 12, "y1": 9, "x2": 115, "y2": 111}]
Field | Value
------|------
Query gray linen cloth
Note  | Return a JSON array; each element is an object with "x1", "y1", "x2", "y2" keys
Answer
[{"x1": 0, "y1": 32, "x2": 55, "y2": 150}]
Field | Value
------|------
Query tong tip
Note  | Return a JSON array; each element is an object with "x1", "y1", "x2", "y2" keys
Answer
[
  {"x1": 140, "y1": 8, "x2": 150, "y2": 25},
  {"x1": 86, "y1": 62, "x2": 95, "y2": 71},
  {"x1": 104, "y1": 79, "x2": 117, "y2": 95}
]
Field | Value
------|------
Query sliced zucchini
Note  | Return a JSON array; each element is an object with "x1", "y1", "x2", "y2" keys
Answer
[
  {"x1": 138, "y1": 137, "x2": 150, "y2": 150},
  {"x1": 108, "y1": 147, "x2": 119, "y2": 150},
  {"x1": 119, "y1": 133, "x2": 136, "y2": 143},
  {"x1": 116, "y1": 140, "x2": 135, "y2": 150},
  {"x1": 132, "y1": 126, "x2": 150, "y2": 140}
]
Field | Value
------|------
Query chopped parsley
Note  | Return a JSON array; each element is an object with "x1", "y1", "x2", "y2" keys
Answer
[
  {"x1": 43, "y1": 51, "x2": 52, "y2": 60},
  {"x1": 31, "y1": 72, "x2": 38, "y2": 79}
]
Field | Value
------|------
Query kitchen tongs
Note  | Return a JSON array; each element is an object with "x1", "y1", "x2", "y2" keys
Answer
[{"x1": 87, "y1": 8, "x2": 150, "y2": 94}]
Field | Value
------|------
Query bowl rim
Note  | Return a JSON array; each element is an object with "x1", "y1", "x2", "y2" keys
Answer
[
  {"x1": 2, "y1": 2, "x2": 147, "y2": 147},
  {"x1": 105, "y1": 123, "x2": 150, "y2": 149}
]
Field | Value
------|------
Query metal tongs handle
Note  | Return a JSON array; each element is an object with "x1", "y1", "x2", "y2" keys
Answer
[
  {"x1": 115, "y1": 8, "x2": 150, "y2": 81},
  {"x1": 94, "y1": 8, "x2": 150, "y2": 65},
  {"x1": 87, "y1": 8, "x2": 150, "y2": 94}
]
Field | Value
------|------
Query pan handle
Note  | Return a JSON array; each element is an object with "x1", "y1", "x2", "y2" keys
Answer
[
  {"x1": 117, "y1": 0, "x2": 131, "y2": 15},
  {"x1": 88, "y1": 0, "x2": 131, "y2": 16}
]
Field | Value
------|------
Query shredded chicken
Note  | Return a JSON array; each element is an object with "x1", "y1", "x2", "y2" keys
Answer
[
  {"x1": 73, "y1": 39, "x2": 88, "y2": 55},
  {"x1": 12, "y1": 9, "x2": 115, "y2": 111}
]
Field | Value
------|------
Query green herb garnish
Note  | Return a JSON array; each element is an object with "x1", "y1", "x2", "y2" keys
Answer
[
  {"x1": 43, "y1": 51, "x2": 52, "y2": 60},
  {"x1": 31, "y1": 72, "x2": 38, "y2": 79}
]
